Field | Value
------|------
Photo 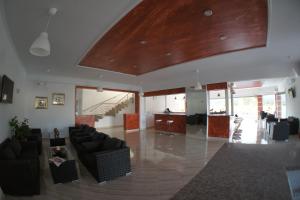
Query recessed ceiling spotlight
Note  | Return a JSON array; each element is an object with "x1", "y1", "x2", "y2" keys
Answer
[
  {"x1": 203, "y1": 9, "x2": 213, "y2": 17},
  {"x1": 109, "y1": 58, "x2": 115, "y2": 62},
  {"x1": 219, "y1": 35, "x2": 227, "y2": 40},
  {"x1": 133, "y1": 65, "x2": 137, "y2": 68},
  {"x1": 165, "y1": 52, "x2": 172, "y2": 56},
  {"x1": 140, "y1": 40, "x2": 147, "y2": 45},
  {"x1": 46, "y1": 68, "x2": 51, "y2": 73}
]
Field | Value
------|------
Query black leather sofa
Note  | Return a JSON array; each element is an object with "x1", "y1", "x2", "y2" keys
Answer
[
  {"x1": 69, "y1": 125, "x2": 131, "y2": 183},
  {"x1": 28, "y1": 128, "x2": 42, "y2": 154},
  {"x1": 265, "y1": 113, "x2": 299, "y2": 136},
  {"x1": 187, "y1": 113, "x2": 207, "y2": 125},
  {"x1": 287, "y1": 117, "x2": 299, "y2": 135},
  {"x1": 0, "y1": 138, "x2": 40, "y2": 195},
  {"x1": 272, "y1": 121, "x2": 290, "y2": 141}
]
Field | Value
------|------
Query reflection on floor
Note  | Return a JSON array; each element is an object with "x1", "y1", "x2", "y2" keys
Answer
[
  {"x1": 229, "y1": 117, "x2": 298, "y2": 144},
  {"x1": 5, "y1": 128, "x2": 224, "y2": 200},
  {"x1": 186, "y1": 125, "x2": 207, "y2": 140}
]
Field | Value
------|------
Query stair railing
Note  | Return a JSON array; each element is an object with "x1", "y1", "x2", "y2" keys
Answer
[{"x1": 82, "y1": 93, "x2": 133, "y2": 115}]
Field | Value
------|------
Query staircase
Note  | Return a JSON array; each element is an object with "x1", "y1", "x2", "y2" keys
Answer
[
  {"x1": 82, "y1": 93, "x2": 134, "y2": 120},
  {"x1": 105, "y1": 97, "x2": 134, "y2": 116}
]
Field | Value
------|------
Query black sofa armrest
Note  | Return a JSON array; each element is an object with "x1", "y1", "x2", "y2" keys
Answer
[
  {"x1": 0, "y1": 159, "x2": 40, "y2": 195},
  {"x1": 93, "y1": 147, "x2": 131, "y2": 183}
]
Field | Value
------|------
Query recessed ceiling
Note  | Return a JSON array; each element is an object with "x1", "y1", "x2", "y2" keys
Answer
[
  {"x1": 3, "y1": 0, "x2": 300, "y2": 91},
  {"x1": 80, "y1": 0, "x2": 268, "y2": 75}
]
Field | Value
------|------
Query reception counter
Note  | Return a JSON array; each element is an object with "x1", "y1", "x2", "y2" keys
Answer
[
  {"x1": 208, "y1": 115, "x2": 232, "y2": 138},
  {"x1": 154, "y1": 113, "x2": 186, "y2": 134}
]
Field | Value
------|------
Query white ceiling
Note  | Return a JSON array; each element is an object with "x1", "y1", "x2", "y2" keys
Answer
[{"x1": 3, "y1": 0, "x2": 300, "y2": 91}]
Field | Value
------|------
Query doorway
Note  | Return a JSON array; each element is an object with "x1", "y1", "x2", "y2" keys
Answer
[
  {"x1": 75, "y1": 86, "x2": 139, "y2": 132},
  {"x1": 232, "y1": 97, "x2": 259, "y2": 143}
]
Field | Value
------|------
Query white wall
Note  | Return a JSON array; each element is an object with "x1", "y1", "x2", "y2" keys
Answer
[
  {"x1": 186, "y1": 91, "x2": 207, "y2": 115},
  {"x1": 286, "y1": 77, "x2": 300, "y2": 119},
  {"x1": 0, "y1": 1, "x2": 27, "y2": 142},
  {"x1": 25, "y1": 74, "x2": 140, "y2": 138},
  {"x1": 25, "y1": 80, "x2": 75, "y2": 138}
]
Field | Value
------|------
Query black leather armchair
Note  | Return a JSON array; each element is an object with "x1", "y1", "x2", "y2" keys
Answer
[
  {"x1": 0, "y1": 139, "x2": 40, "y2": 195},
  {"x1": 77, "y1": 138, "x2": 131, "y2": 183},
  {"x1": 272, "y1": 121, "x2": 290, "y2": 141},
  {"x1": 288, "y1": 117, "x2": 299, "y2": 135}
]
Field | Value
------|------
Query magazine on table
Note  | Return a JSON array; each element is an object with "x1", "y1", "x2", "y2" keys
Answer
[{"x1": 49, "y1": 156, "x2": 66, "y2": 167}]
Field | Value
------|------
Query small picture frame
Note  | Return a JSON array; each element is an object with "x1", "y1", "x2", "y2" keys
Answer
[
  {"x1": 52, "y1": 93, "x2": 65, "y2": 105},
  {"x1": 35, "y1": 97, "x2": 48, "y2": 109}
]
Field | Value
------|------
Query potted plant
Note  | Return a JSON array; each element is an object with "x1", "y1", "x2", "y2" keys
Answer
[
  {"x1": 8, "y1": 116, "x2": 18, "y2": 136},
  {"x1": 8, "y1": 116, "x2": 31, "y2": 140}
]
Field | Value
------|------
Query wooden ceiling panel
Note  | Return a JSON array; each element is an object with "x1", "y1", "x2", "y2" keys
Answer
[{"x1": 80, "y1": 0, "x2": 268, "y2": 75}]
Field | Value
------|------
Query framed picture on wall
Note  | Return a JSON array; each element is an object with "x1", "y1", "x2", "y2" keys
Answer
[
  {"x1": 52, "y1": 93, "x2": 65, "y2": 105},
  {"x1": 34, "y1": 97, "x2": 48, "y2": 109}
]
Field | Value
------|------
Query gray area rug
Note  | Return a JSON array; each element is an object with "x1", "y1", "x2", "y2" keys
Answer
[{"x1": 171, "y1": 142, "x2": 300, "y2": 200}]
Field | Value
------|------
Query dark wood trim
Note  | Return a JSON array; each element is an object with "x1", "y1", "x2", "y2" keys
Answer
[
  {"x1": 134, "y1": 92, "x2": 140, "y2": 113},
  {"x1": 206, "y1": 82, "x2": 228, "y2": 91},
  {"x1": 144, "y1": 87, "x2": 186, "y2": 97},
  {"x1": 208, "y1": 115, "x2": 230, "y2": 138}
]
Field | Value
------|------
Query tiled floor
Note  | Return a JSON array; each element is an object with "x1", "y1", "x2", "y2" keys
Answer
[{"x1": 5, "y1": 128, "x2": 225, "y2": 200}]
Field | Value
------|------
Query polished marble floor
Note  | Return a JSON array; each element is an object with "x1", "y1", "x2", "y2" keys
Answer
[{"x1": 5, "y1": 128, "x2": 225, "y2": 200}]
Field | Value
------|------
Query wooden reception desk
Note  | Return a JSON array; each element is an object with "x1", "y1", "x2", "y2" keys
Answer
[
  {"x1": 154, "y1": 113, "x2": 186, "y2": 134},
  {"x1": 208, "y1": 115, "x2": 231, "y2": 138}
]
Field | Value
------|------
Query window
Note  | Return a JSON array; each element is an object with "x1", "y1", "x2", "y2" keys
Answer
[
  {"x1": 262, "y1": 95, "x2": 275, "y2": 114},
  {"x1": 145, "y1": 93, "x2": 186, "y2": 113},
  {"x1": 166, "y1": 94, "x2": 186, "y2": 112},
  {"x1": 209, "y1": 90, "x2": 226, "y2": 114}
]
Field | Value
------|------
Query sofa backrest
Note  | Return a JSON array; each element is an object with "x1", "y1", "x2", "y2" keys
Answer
[{"x1": 101, "y1": 137, "x2": 126, "y2": 151}]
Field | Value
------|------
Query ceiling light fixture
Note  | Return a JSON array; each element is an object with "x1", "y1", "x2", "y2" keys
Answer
[
  {"x1": 140, "y1": 40, "x2": 147, "y2": 45},
  {"x1": 219, "y1": 35, "x2": 227, "y2": 40},
  {"x1": 165, "y1": 52, "x2": 172, "y2": 56},
  {"x1": 29, "y1": 8, "x2": 58, "y2": 57},
  {"x1": 203, "y1": 9, "x2": 213, "y2": 17}
]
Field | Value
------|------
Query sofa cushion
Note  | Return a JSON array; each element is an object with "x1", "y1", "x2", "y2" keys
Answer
[
  {"x1": 73, "y1": 135, "x2": 92, "y2": 144},
  {"x1": 0, "y1": 144, "x2": 16, "y2": 160},
  {"x1": 10, "y1": 139, "x2": 22, "y2": 157},
  {"x1": 81, "y1": 141, "x2": 102, "y2": 153},
  {"x1": 92, "y1": 132, "x2": 108, "y2": 141},
  {"x1": 101, "y1": 138, "x2": 123, "y2": 151}
]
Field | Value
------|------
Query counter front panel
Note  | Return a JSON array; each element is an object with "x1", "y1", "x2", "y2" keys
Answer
[{"x1": 154, "y1": 113, "x2": 186, "y2": 134}]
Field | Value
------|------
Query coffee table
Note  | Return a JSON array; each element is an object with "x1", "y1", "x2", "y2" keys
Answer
[
  {"x1": 50, "y1": 137, "x2": 66, "y2": 147},
  {"x1": 48, "y1": 146, "x2": 79, "y2": 184}
]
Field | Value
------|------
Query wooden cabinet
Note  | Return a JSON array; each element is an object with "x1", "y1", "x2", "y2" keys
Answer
[
  {"x1": 154, "y1": 114, "x2": 186, "y2": 134},
  {"x1": 123, "y1": 113, "x2": 139, "y2": 131},
  {"x1": 208, "y1": 115, "x2": 230, "y2": 138}
]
